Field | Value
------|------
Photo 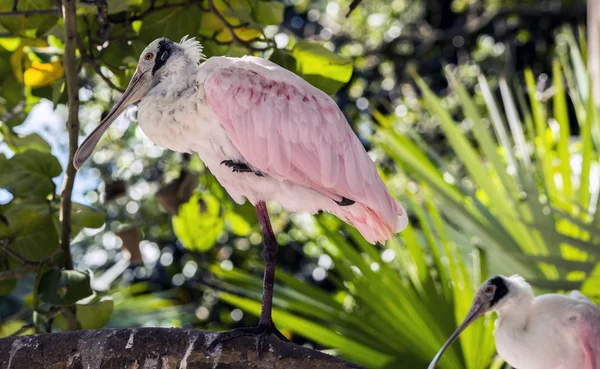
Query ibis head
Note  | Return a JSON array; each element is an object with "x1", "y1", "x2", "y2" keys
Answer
[
  {"x1": 427, "y1": 275, "x2": 513, "y2": 369},
  {"x1": 73, "y1": 37, "x2": 203, "y2": 169}
]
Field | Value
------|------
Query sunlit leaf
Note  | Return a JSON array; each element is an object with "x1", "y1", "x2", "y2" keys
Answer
[
  {"x1": 54, "y1": 297, "x2": 114, "y2": 330},
  {"x1": 233, "y1": 26, "x2": 261, "y2": 42},
  {"x1": 0, "y1": 320, "x2": 34, "y2": 337},
  {"x1": 23, "y1": 60, "x2": 64, "y2": 87},
  {"x1": 9, "y1": 39, "x2": 47, "y2": 83},
  {"x1": 224, "y1": 210, "x2": 251, "y2": 236},
  {"x1": 76, "y1": 297, "x2": 114, "y2": 329},
  {"x1": 253, "y1": 0, "x2": 285, "y2": 25},
  {"x1": 106, "y1": 0, "x2": 142, "y2": 14},
  {"x1": 290, "y1": 41, "x2": 353, "y2": 95},
  {"x1": 172, "y1": 192, "x2": 224, "y2": 252}
]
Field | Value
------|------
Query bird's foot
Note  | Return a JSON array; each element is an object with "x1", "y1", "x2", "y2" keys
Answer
[
  {"x1": 220, "y1": 160, "x2": 264, "y2": 177},
  {"x1": 207, "y1": 322, "x2": 288, "y2": 359}
]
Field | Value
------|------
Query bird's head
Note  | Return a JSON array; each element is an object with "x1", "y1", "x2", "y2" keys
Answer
[
  {"x1": 427, "y1": 275, "x2": 531, "y2": 369},
  {"x1": 73, "y1": 36, "x2": 204, "y2": 169}
]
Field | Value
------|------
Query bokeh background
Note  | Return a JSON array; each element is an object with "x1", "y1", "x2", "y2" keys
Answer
[{"x1": 0, "y1": 1, "x2": 596, "y2": 368}]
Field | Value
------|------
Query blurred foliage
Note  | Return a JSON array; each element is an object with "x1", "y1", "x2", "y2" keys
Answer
[{"x1": 0, "y1": 1, "x2": 594, "y2": 369}]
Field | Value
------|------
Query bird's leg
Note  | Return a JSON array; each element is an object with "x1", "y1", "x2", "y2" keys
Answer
[
  {"x1": 207, "y1": 201, "x2": 288, "y2": 357},
  {"x1": 220, "y1": 160, "x2": 264, "y2": 177},
  {"x1": 255, "y1": 201, "x2": 284, "y2": 333}
]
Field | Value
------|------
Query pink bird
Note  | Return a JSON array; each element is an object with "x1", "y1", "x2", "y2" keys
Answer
[
  {"x1": 74, "y1": 36, "x2": 408, "y2": 350},
  {"x1": 428, "y1": 275, "x2": 600, "y2": 369}
]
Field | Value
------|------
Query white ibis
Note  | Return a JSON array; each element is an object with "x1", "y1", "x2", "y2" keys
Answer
[
  {"x1": 428, "y1": 275, "x2": 600, "y2": 369},
  {"x1": 73, "y1": 36, "x2": 408, "y2": 350}
]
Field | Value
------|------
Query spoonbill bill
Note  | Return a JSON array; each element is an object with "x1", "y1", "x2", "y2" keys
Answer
[
  {"x1": 428, "y1": 275, "x2": 600, "y2": 369},
  {"x1": 73, "y1": 36, "x2": 408, "y2": 350}
]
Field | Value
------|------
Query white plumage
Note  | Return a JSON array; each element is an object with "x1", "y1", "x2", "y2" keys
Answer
[
  {"x1": 429, "y1": 275, "x2": 600, "y2": 369},
  {"x1": 493, "y1": 278, "x2": 599, "y2": 369}
]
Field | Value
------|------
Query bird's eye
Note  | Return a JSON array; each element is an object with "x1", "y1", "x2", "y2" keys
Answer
[
  {"x1": 485, "y1": 286, "x2": 495, "y2": 295},
  {"x1": 145, "y1": 52, "x2": 154, "y2": 61}
]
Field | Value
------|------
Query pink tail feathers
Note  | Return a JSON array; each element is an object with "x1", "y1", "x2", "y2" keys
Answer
[{"x1": 335, "y1": 200, "x2": 408, "y2": 244}]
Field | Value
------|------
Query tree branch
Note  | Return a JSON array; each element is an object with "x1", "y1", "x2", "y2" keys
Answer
[
  {"x1": 87, "y1": 61, "x2": 125, "y2": 92},
  {"x1": 59, "y1": 0, "x2": 79, "y2": 332},
  {"x1": 0, "y1": 8, "x2": 60, "y2": 17},
  {"x1": 0, "y1": 243, "x2": 43, "y2": 266},
  {"x1": 80, "y1": 17, "x2": 125, "y2": 93},
  {"x1": 0, "y1": 98, "x2": 25, "y2": 122},
  {"x1": 59, "y1": 0, "x2": 77, "y2": 269},
  {"x1": 0, "y1": 328, "x2": 365, "y2": 369},
  {"x1": 0, "y1": 265, "x2": 37, "y2": 281}
]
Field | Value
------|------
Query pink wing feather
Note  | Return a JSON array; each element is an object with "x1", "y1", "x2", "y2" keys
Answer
[
  {"x1": 571, "y1": 291, "x2": 600, "y2": 369},
  {"x1": 204, "y1": 56, "x2": 407, "y2": 243}
]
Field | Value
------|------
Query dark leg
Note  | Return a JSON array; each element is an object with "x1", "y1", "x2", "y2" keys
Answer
[{"x1": 207, "y1": 201, "x2": 288, "y2": 356}]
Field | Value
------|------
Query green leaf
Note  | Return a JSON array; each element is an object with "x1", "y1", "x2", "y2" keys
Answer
[
  {"x1": 0, "y1": 53, "x2": 11, "y2": 84},
  {"x1": 253, "y1": 0, "x2": 284, "y2": 25},
  {"x1": 51, "y1": 76, "x2": 65, "y2": 108},
  {"x1": 3, "y1": 198, "x2": 59, "y2": 261},
  {"x1": 76, "y1": 297, "x2": 114, "y2": 329},
  {"x1": 0, "y1": 212, "x2": 9, "y2": 238},
  {"x1": 172, "y1": 193, "x2": 224, "y2": 252},
  {"x1": 289, "y1": 41, "x2": 353, "y2": 95},
  {"x1": 0, "y1": 150, "x2": 62, "y2": 198},
  {"x1": 215, "y1": 0, "x2": 254, "y2": 24},
  {"x1": 199, "y1": 12, "x2": 224, "y2": 34},
  {"x1": 3, "y1": 132, "x2": 51, "y2": 153},
  {"x1": 106, "y1": 0, "x2": 142, "y2": 14},
  {"x1": 0, "y1": 0, "x2": 59, "y2": 37},
  {"x1": 0, "y1": 256, "x2": 17, "y2": 296},
  {"x1": 582, "y1": 264, "x2": 600, "y2": 305},
  {"x1": 0, "y1": 75, "x2": 25, "y2": 117},
  {"x1": 552, "y1": 61, "x2": 573, "y2": 200},
  {"x1": 55, "y1": 297, "x2": 114, "y2": 330},
  {"x1": 38, "y1": 269, "x2": 93, "y2": 306},
  {"x1": 138, "y1": 5, "x2": 202, "y2": 44},
  {"x1": 269, "y1": 48, "x2": 296, "y2": 72},
  {"x1": 0, "y1": 320, "x2": 34, "y2": 337},
  {"x1": 70, "y1": 202, "x2": 106, "y2": 238},
  {"x1": 224, "y1": 210, "x2": 251, "y2": 236}
]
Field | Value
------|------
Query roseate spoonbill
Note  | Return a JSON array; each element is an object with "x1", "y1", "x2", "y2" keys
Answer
[
  {"x1": 73, "y1": 36, "x2": 408, "y2": 350},
  {"x1": 428, "y1": 275, "x2": 600, "y2": 369}
]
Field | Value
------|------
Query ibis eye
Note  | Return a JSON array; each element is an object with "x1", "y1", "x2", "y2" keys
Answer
[
  {"x1": 485, "y1": 286, "x2": 494, "y2": 295},
  {"x1": 145, "y1": 52, "x2": 154, "y2": 61}
]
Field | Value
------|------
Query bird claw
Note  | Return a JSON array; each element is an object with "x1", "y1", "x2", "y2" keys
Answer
[
  {"x1": 220, "y1": 160, "x2": 264, "y2": 177},
  {"x1": 206, "y1": 323, "x2": 288, "y2": 359}
]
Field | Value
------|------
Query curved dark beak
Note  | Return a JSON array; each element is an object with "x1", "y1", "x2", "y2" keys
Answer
[
  {"x1": 427, "y1": 298, "x2": 488, "y2": 369},
  {"x1": 73, "y1": 69, "x2": 151, "y2": 169}
]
